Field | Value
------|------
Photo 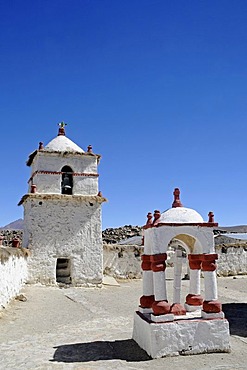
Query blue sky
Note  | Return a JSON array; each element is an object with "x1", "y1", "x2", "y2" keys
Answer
[{"x1": 0, "y1": 0, "x2": 247, "y2": 228}]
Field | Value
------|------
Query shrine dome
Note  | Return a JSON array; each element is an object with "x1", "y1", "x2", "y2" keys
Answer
[
  {"x1": 157, "y1": 188, "x2": 204, "y2": 224},
  {"x1": 159, "y1": 207, "x2": 204, "y2": 224}
]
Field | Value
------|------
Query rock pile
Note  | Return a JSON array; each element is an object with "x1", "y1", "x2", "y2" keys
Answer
[
  {"x1": 0, "y1": 225, "x2": 143, "y2": 247},
  {"x1": 102, "y1": 225, "x2": 142, "y2": 244},
  {"x1": 0, "y1": 230, "x2": 23, "y2": 247}
]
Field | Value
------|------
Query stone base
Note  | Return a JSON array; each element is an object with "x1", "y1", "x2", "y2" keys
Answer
[
  {"x1": 132, "y1": 311, "x2": 230, "y2": 358},
  {"x1": 201, "y1": 310, "x2": 225, "y2": 319},
  {"x1": 138, "y1": 306, "x2": 153, "y2": 314},
  {"x1": 151, "y1": 313, "x2": 174, "y2": 323},
  {"x1": 184, "y1": 303, "x2": 202, "y2": 312}
]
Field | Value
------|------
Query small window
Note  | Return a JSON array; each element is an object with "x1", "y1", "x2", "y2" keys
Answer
[{"x1": 61, "y1": 166, "x2": 73, "y2": 195}]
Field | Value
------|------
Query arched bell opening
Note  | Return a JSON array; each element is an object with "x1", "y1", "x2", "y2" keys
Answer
[{"x1": 61, "y1": 166, "x2": 73, "y2": 195}]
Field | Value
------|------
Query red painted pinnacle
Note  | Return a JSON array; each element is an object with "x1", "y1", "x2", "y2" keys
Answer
[
  {"x1": 172, "y1": 188, "x2": 183, "y2": 208},
  {"x1": 153, "y1": 210, "x2": 161, "y2": 225},
  {"x1": 208, "y1": 211, "x2": 215, "y2": 223},
  {"x1": 39, "y1": 142, "x2": 44, "y2": 150},
  {"x1": 146, "y1": 212, "x2": 153, "y2": 226}
]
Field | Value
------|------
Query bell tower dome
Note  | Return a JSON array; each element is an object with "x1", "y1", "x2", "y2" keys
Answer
[{"x1": 19, "y1": 123, "x2": 107, "y2": 286}]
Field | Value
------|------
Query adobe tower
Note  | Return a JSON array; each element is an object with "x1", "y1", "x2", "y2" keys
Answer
[{"x1": 19, "y1": 123, "x2": 106, "y2": 286}]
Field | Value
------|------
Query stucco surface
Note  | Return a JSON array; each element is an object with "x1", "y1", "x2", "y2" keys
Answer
[
  {"x1": 0, "y1": 248, "x2": 28, "y2": 309},
  {"x1": 23, "y1": 197, "x2": 103, "y2": 285},
  {"x1": 159, "y1": 207, "x2": 204, "y2": 223},
  {"x1": 145, "y1": 225, "x2": 215, "y2": 255},
  {"x1": 133, "y1": 312, "x2": 230, "y2": 357},
  {"x1": 32, "y1": 153, "x2": 97, "y2": 174},
  {"x1": 216, "y1": 245, "x2": 247, "y2": 276},
  {"x1": 44, "y1": 135, "x2": 84, "y2": 152}
]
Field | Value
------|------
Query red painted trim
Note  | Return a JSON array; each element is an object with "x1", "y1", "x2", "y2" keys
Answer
[
  {"x1": 201, "y1": 253, "x2": 218, "y2": 261},
  {"x1": 203, "y1": 300, "x2": 222, "y2": 313},
  {"x1": 188, "y1": 253, "x2": 203, "y2": 270},
  {"x1": 150, "y1": 254, "x2": 167, "y2": 272},
  {"x1": 140, "y1": 295, "x2": 155, "y2": 308},
  {"x1": 186, "y1": 294, "x2": 203, "y2": 306},
  {"x1": 150, "y1": 253, "x2": 167, "y2": 262},
  {"x1": 28, "y1": 170, "x2": 99, "y2": 183},
  {"x1": 152, "y1": 300, "x2": 171, "y2": 315},
  {"x1": 141, "y1": 254, "x2": 152, "y2": 261},
  {"x1": 156, "y1": 222, "x2": 218, "y2": 227},
  {"x1": 201, "y1": 254, "x2": 218, "y2": 271}
]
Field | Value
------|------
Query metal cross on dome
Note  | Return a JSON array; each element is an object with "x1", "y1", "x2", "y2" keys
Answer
[{"x1": 58, "y1": 121, "x2": 67, "y2": 128}]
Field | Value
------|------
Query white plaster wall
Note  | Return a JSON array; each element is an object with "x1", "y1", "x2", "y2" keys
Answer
[
  {"x1": 145, "y1": 226, "x2": 215, "y2": 255},
  {"x1": 29, "y1": 154, "x2": 99, "y2": 195},
  {"x1": 22, "y1": 197, "x2": 103, "y2": 285},
  {"x1": 30, "y1": 174, "x2": 98, "y2": 195},
  {"x1": 0, "y1": 250, "x2": 28, "y2": 309},
  {"x1": 73, "y1": 176, "x2": 98, "y2": 195},
  {"x1": 30, "y1": 174, "x2": 61, "y2": 194},
  {"x1": 32, "y1": 153, "x2": 97, "y2": 174},
  {"x1": 103, "y1": 244, "x2": 142, "y2": 279},
  {"x1": 216, "y1": 245, "x2": 247, "y2": 276}
]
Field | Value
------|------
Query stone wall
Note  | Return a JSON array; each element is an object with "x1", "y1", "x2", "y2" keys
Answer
[
  {"x1": 216, "y1": 243, "x2": 247, "y2": 276},
  {"x1": 103, "y1": 243, "x2": 247, "y2": 279},
  {"x1": 0, "y1": 230, "x2": 23, "y2": 247},
  {"x1": 0, "y1": 247, "x2": 29, "y2": 309},
  {"x1": 103, "y1": 244, "x2": 143, "y2": 279},
  {"x1": 1, "y1": 228, "x2": 247, "y2": 283}
]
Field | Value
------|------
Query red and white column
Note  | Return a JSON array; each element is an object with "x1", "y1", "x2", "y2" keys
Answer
[
  {"x1": 201, "y1": 254, "x2": 223, "y2": 318},
  {"x1": 139, "y1": 254, "x2": 154, "y2": 312},
  {"x1": 150, "y1": 253, "x2": 174, "y2": 322},
  {"x1": 185, "y1": 254, "x2": 203, "y2": 312},
  {"x1": 139, "y1": 213, "x2": 154, "y2": 313}
]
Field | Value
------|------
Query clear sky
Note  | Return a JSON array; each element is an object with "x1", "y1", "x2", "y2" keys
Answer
[{"x1": 0, "y1": 0, "x2": 247, "y2": 229}]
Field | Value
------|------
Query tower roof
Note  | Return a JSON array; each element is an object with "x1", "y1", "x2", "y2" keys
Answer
[
  {"x1": 26, "y1": 124, "x2": 99, "y2": 166},
  {"x1": 44, "y1": 135, "x2": 84, "y2": 153}
]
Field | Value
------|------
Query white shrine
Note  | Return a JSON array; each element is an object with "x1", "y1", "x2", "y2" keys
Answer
[
  {"x1": 18, "y1": 123, "x2": 106, "y2": 286},
  {"x1": 133, "y1": 188, "x2": 230, "y2": 357}
]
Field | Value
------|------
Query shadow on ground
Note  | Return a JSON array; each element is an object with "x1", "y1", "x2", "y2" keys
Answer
[
  {"x1": 223, "y1": 303, "x2": 247, "y2": 337},
  {"x1": 51, "y1": 304, "x2": 247, "y2": 363},
  {"x1": 51, "y1": 339, "x2": 151, "y2": 363}
]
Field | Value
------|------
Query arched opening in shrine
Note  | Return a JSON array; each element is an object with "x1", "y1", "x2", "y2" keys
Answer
[{"x1": 61, "y1": 165, "x2": 73, "y2": 195}]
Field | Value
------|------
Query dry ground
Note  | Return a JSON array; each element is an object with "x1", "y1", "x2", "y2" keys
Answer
[{"x1": 0, "y1": 269, "x2": 247, "y2": 370}]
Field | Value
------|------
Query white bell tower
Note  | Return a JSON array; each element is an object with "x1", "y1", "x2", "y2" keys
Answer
[{"x1": 19, "y1": 123, "x2": 106, "y2": 286}]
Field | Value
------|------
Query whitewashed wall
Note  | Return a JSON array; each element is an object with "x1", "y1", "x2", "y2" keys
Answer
[
  {"x1": 0, "y1": 248, "x2": 28, "y2": 309},
  {"x1": 102, "y1": 244, "x2": 247, "y2": 279},
  {"x1": 29, "y1": 153, "x2": 98, "y2": 195},
  {"x1": 216, "y1": 245, "x2": 247, "y2": 276},
  {"x1": 23, "y1": 197, "x2": 103, "y2": 285}
]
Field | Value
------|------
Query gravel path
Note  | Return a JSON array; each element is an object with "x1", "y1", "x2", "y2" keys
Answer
[{"x1": 0, "y1": 272, "x2": 247, "y2": 370}]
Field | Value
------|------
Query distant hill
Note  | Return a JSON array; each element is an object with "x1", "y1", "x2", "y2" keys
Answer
[
  {"x1": 215, "y1": 225, "x2": 247, "y2": 233},
  {"x1": 1, "y1": 218, "x2": 247, "y2": 236},
  {"x1": 0, "y1": 218, "x2": 24, "y2": 230}
]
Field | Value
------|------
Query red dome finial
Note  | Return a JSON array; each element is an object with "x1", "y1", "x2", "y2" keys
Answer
[
  {"x1": 153, "y1": 210, "x2": 161, "y2": 225},
  {"x1": 57, "y1": 122, "x2": 67, "y2": 136},
  {"x1": 146, "y1": 212, "x2": 153, "y2": 226},
  {"x1": 172, "y1": 188, "x2": 183, "y2": 208},
  {"x1": 87, "y1": 145, "x2": 93, "y2": 153},
  {"x1": 208, "y1": 211, "x2": 215, "y2": 223},
  {"x1": 39, "y1": 142, "x2": 44, "y2": 150}
]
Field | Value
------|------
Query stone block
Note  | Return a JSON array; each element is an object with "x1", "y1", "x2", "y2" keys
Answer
[{"x1": 132, "y1": 312, "x2": 230, "y2": 358}]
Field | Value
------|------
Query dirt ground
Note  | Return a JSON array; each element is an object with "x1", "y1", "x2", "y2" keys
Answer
[{"x1": 0, "y1": 270, "x2": 247, "y2": 370}]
